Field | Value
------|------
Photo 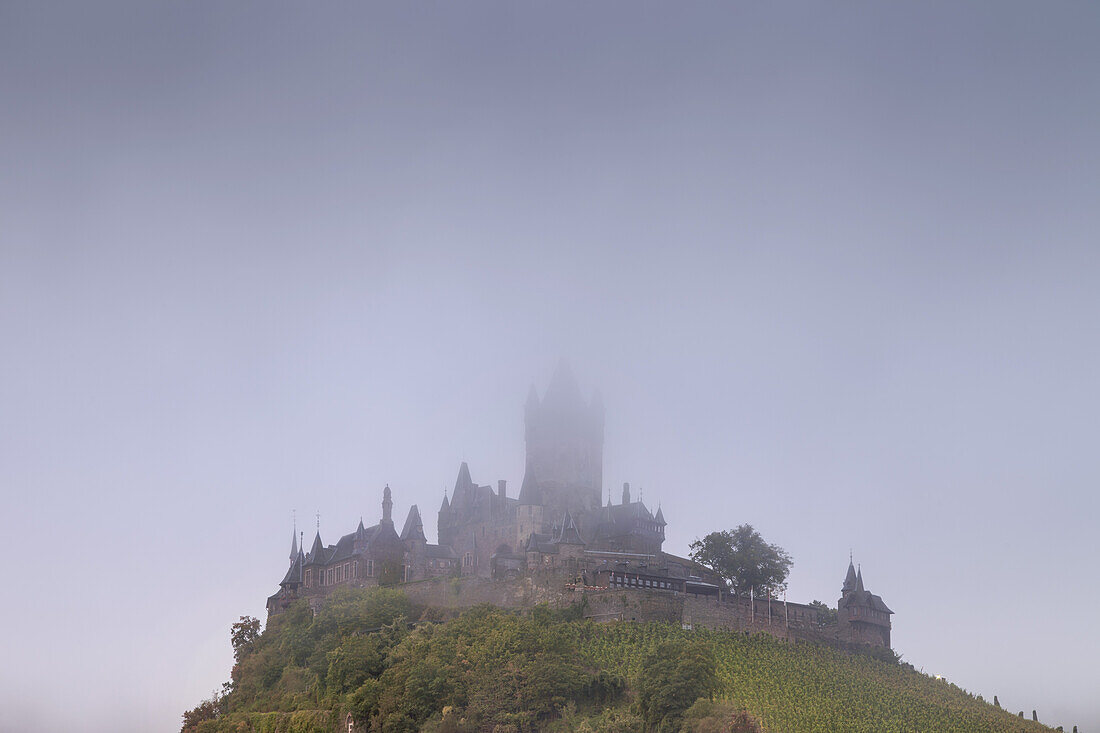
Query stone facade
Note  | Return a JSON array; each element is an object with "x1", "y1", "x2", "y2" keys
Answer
[{"x1": 265, "y1": 363, "x2": 893, "y2": 650}]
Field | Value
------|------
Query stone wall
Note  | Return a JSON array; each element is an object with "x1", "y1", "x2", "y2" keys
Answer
[{"x1": 392, "y1": 572, "x2": 854, "y2": 649}]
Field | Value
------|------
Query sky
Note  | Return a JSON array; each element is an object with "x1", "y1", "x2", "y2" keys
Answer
[{"x1": 1, "y1": 2, "x2": 1098, "y2": 731}]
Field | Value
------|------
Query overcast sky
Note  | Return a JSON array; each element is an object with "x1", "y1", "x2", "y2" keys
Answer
[{"x1": 2, "y1": 3, "x2": 1098, "y2": 731}]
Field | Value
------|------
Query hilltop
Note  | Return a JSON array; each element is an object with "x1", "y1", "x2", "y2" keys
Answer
[{"x1": 182, "y1": 587, "x2": 1059, "y2": 733}]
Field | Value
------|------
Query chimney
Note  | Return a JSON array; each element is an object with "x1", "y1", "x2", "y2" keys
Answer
[
  {"x1": 498, "y1": 479, "x2": 507, "y2": 499},
  {"x1": 622, "y1": 482, "x2": 631, "y2": 505}
]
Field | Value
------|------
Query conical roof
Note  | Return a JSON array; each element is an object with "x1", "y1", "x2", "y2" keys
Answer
[
  {"x1": 306, "y1": 531, "x2": 327, "y2": 566},
  {"x1": 355, "y1": 518, "x2": 368, "y2": 542},
  {"x1": 289, "y1": 527, "x2": 299, "y2": 561},
  {"x1": 453, "y1": 462, "x2": 474, "y2": 502},
  {"x1": 280, "y1": 551, "x2": 303, "y2": 586},
  {"x1": 843, "y1": 559, "x2": 858, "y2": 592},
  {"x1": 439, "y1": 493, "x2": 450, "y2": 512},
  {"x1": 855, "y1": 566, "x2": 865, "y2": 593},
  {"x1": 655, "y1": 505, "x2": 666, "y2": 525},
  {"x1": 401, "y1": 505, "x2": 426, "y2": 542},
  {"x1": 517, "y1": 464, "x2": 541, "y2": 505}
]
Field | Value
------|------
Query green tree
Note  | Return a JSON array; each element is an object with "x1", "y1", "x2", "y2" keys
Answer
[
  {"x1": 688, "y1": 524, "x2": 792, "y2": 598},
  {"x1": 809, "y1": 600, "x2": 838, "y2": 626},
  {"x1": 230, "y1": 616, "x2": 262, "y2": 662},
  {"x1": 636, "y1": 640, "x2": 719, "y2": 732}
]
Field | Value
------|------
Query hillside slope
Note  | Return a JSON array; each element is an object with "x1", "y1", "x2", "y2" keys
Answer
[{"x1": 183, "y1": 587, "x2": 1057, "y2": 733}]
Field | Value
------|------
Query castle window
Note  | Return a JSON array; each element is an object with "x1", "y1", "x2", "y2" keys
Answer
[
  {"x1": 353, "y1": 560, "x2": 358, "y2": 579},
  {"x1": 366, "y1": 559, "x2": 375, "y2": 577}
]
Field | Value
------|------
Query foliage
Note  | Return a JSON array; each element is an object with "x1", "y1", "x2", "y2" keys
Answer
[
  {"x1": 186, "y1": 588, "x2": 1059, "y2": 733},
  {"x1": 230, "y1": 615, "x2": 262, "y2": 662},
  {"x1": 636, "y1": 640, "x2": 719, "y2": 731},
  {"x1": 689, "y1": 524, "x2": 793, "y2": 597},
  {"x1": 809, "y1": 600, "x2": 838, "y2": 626}
]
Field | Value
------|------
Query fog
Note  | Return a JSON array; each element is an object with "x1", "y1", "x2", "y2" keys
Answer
[{"x1": 1, "y1": 3, "x2": 1098, "y2": 731}]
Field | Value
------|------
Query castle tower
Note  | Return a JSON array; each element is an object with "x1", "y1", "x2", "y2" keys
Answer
[
  {"x1": 837, "y1": 558, "x2": 893, "y2": 648},
  {"x1": 515, "y1": 463, "x2": 545, "y2": 547},
  {"x1": 523, "y1": 361, "x2": 604, "y2": 523}
]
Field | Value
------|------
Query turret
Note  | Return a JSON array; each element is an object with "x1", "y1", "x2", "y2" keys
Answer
[
  {"x1": 306, "y1": 531, "x2": 327, "y2": 566},
  {"x1": 382, "y1": 484, "x2": 393, "y2": 524},
  {"x1": 837, "y1": 556, "x2": 893, "y2": 648},
  {"x1": 842, "y1": 558, "x2": 858, "y2": 595}
]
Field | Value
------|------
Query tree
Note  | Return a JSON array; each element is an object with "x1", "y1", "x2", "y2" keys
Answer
[
  {"x1": 637, "y1": 640, "x2": 719, "y2": 732},
  {"x1": 230, "y1": 616, "x2": 262, "y2": 662},
  {"x1": 689, "y1": 524, "x2": 792, "y2": 598},
  {"x1": 808, "y1": 600, "x2": 838, "y2": 626}
]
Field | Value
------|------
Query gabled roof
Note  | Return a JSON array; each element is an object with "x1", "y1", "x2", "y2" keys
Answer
[
  {"x1": 845, "y1": 588, "x2": 893, "y2": 614},
  {"x1": 328, "y1": 531, "x2": 358, "y2": 563},
  {"x1": 524, "y1": 532, "x2": 558, "y2": 554},
  {"x1": 401, "y1": 505, "x2": 426, "y2": 542},
  {"x1": 556, "y1": 510, "x2": 585, "y2": 545},
  {"x1": 425, "y1": 543, "x2": 458, "y2": 559}
]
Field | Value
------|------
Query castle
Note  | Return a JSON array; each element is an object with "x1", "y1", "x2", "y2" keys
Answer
[{"x1": 267, "y1": 363, "x2": 893, "y2": 649}]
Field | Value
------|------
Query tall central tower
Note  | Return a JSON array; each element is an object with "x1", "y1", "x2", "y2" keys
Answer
[{"x1": 523, "y1": 361, "x2": 604, "y2": 518}]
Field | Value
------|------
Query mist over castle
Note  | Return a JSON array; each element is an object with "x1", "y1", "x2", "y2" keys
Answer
[{"x1": 268, "y1": 363, "x2": 892, "y2": 649}]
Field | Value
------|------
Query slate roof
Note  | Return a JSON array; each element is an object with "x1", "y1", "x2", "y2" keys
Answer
[
  {"x1": 517, "y1": 464, "x2": 541, "y2": 505},
  {"x1": 593, "y1": 501, "x2": 661, "y2": 540},
  {"x1": 400, "y1": 505, "x2": 426, "y2": 542},
  {"x1": 843, "y1": 560, "x2": 858, "y2": 592},
  {"x1": 305, "y1": 531, "x2": 329, "y2": 566},
  {"x1": 280, "y1": 551, "x2": 303, "y2": 586},
  {"x1": 424, "y1": 544, "x2": 458, "y2": 559}
]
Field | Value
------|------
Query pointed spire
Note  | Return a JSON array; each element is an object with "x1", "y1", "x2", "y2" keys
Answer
[
  {"x1": 454, "y1": 462, "x2": 473, "y2": 498},
  {"x1": 289, "y1": 515, "x2": 299, "y2": 561},
  {"x1": 856, "y1": 565, "x2": 865, "y2": 593},
  {"x1": 843, "y1": 557, "x2": 858, "y2": 592},
  {"x1": 401, "y1": 505, "x2": 426, "y2": 542},
  {"x1": 517, "y1": 463, "x2": 542, "y2": 505},
  {"x1": 306, "y1": 531, "x2": 327, "y2": 566},
  {"x1": 655, "y1": 505, "x2": 666, "y2": 525},
  {"x1": 440, "y1": 491, "x2": 450, "y2": 512},
  {"x1": 382, "y1": 484, "x2": 393, "y2": 523}
]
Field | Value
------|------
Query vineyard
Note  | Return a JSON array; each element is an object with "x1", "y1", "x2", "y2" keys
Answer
[{"x1": 183, "y1": 587, "x2": 1060, "y2": 733}]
